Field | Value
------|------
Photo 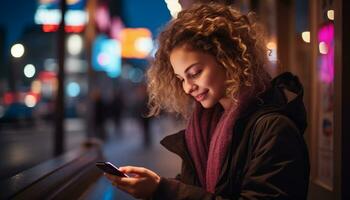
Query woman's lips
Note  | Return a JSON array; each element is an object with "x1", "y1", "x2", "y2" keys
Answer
[{"x1": 195, "y1": 90, "x2": 208, "y2": 101}]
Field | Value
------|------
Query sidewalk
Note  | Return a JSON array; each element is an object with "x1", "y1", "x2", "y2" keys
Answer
[{"x1": 80, "y1": 116, "x2": 185, "y2": 200}]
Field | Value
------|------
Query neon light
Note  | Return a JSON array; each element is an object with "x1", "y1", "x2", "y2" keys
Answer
[
  {"x1": 4, "y1": 93, "x2": 15, "y2": 105},
  {"x1": 35, "y1": 0, "x2": 87, "y2": 33},
  {"x1": 92, "y1": 35, "x2": 122, "y2": 78},
  {"x1": 35, "y1": 8, "x2": 61, "y2": 25},
  {"x1": 97, "y1": 52, "x2": 111, "y2": 66},
  {"x1": 64, "y1": 10, "x2": 87, "y2": 26},
  {"x1": 319, "y1": 42, "x2": 328, "y2": 54},
  {"x1": 95, "y1": 5, "x2": 110, "y2": 32},
  {"x1": 35, "y1": 8, "x2": 87, "y2": 28},
  {"x1": 120, "y1": 28, "x2": 153, "y2": 58},
  {"x1": 42, "y1": 24, "x2": 59, "y2": 32},
  {"x1": 38, "y1": 71, "x2": 56, "y2": 81},
  {"x1": 67, "y1": 82, "x2": 80, "y2": 97},
  {"x1": 318, "y1": 23, "x2": 334, "y2": 83},
  {"x1": 65, "y1": 25, "x2": 85, "y2": 33},
  {"x1": 110, "y1": 17, "x2": 124, "y2": 40}
]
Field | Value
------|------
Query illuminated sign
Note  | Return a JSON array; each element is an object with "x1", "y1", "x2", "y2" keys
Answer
[
  {"x1": 92, "y1": 35, "x2": 122, "y2": 78},
  {"x1": 120, "y1": 28, "x2": 153, "y2": 59},
  {"x1": 318, "y1": 23, "x2": 334, "y2": 83},
  {"x1": 34, "y1": 0, "x2": 87, "y2": 32}
]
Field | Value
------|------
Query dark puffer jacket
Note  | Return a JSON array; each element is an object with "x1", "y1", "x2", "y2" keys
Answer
[{"x1": 152, "y1": 72, "x2": 310, "y2": 200}]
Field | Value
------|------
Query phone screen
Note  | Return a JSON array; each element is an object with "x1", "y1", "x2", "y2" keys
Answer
[{"x1": 96, "y1": 162, "x2": 128, "y2": 177}]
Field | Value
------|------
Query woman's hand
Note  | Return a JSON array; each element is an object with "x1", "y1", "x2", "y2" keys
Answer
[{"x1": 104, "y1": 166, "x2": 161, "y2": 199}]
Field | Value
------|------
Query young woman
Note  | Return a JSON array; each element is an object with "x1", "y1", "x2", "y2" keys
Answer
[{"x1": 105, "y1": 3, "x2": 310, "y2": 199}]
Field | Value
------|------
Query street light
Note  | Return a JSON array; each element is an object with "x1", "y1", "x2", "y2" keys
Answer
[
  {"x1": 11, "y1": 43, "x2": 25, "y2": 58},
  {"x1": 24, "y1": 64, "x2": 36, "y2": 78},
  {"x1": 67, "y1": 34, "x2": 83, "y2": 55}
]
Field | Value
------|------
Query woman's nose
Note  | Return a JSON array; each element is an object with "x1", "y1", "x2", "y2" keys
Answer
[{"x1": 183, "y1": 81, "x2": 197, "y2": 94}]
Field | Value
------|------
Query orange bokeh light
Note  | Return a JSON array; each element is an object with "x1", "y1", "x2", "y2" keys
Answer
[{"x1": 120, "y1": 28, "x2": 152, "y2": 59}]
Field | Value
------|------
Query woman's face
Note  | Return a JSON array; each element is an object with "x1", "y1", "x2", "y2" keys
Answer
[{"x1": 170, "y1": 45, "x2": 231, "y2": 109}]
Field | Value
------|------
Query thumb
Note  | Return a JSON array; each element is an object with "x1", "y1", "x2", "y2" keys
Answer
[{"x1": 119, "y1": 166, "x2": 151, "y2": 177}]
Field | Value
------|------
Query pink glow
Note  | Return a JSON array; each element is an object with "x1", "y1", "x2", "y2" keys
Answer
[
  {"x1": 110, "y1": 17, "x2": 124, "y2": 40},
  {"x1": 95, "y1": 4, "x2": 110, "y2": 32},
  {"x1": 318, "y1": 23, "x2": 334, "y2": 83},
  {"x1": 97, "y1": 53, "x2": 110, "y2": 66}
]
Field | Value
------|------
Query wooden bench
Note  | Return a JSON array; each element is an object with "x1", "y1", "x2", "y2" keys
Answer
[{"x1": 0, "y1": 141, "x2": 104, "y2": 200}]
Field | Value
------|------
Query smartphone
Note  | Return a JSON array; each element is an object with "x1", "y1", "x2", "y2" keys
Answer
[{"x1": 95, "y1": 162, "x2": 129, "y2": 177}]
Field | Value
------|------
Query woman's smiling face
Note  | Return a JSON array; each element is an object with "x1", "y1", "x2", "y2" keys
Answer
[{"x1": 170, "y1": 45, "x2": 232, "y2": 109}]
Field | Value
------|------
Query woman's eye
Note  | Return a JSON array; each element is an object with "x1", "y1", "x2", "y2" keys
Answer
[
  {"x1": 190, "y1": 70, "x2": 201, "y2": 78},
  {"x1": 175, "y1": 76, "x2": 184, "y2": 82}
]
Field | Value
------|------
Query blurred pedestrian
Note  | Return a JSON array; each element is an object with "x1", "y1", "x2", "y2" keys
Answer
[
  {"x1": 104, "y1": 3, "x2": 309, "y2": 199},
  {"x1": 92, "y1": 90, "x2": 107, "y2": 141},
  {"x1": 134, "y1": 83, "x2": 151, "y2": 148},
  {"x1": 110, "y1": 89, "x2": 124, "y2": 136}
]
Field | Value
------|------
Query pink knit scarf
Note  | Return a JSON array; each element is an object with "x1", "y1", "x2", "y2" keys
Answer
[{"x1": 185, "y1": 89, "x2": 257, "y2": 193}]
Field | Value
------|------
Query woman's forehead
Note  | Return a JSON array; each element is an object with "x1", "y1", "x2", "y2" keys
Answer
[{"x1": 170, "y1": 48, "x2": 201, "y2": 72}]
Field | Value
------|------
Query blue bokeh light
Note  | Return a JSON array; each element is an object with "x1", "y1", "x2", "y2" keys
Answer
[
  {"x1": 67, "y1": 82, "x2": 80, "y2": 97},
  {"x1": 92, "y1": 35, "x2": 122, "y2": 78}
]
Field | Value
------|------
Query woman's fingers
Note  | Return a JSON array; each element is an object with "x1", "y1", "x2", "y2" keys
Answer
[
  {"x1": 104, "y1": 173, "x2": 138, "y2": 187},
  {"x1": 104, "y1": 166, "x2": 160, "y2": 198},
  {"x1": 104, "y1": 173, "x2": 142, "y2": 197},
  {"x1": 104, "y1": 173, "x2": 121, "y2": 182},
  {"x1": 119, "y1": 166, "x2": 151, "y2": 177}
]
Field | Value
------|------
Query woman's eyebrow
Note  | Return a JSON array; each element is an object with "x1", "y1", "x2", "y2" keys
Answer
[{"x1": 184, "y1": 63, "x2": 199, "y2": 74}]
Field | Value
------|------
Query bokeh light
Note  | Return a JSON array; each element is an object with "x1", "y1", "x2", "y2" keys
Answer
[
  {"x1": 24, "y1": 64, "x2": 36, "y2": 78},
  {"x1": 319, "y1": 41, "x2": 328, "y2": 54},
  {"x1": 11, "y1": 43, "x2": 25, "y2": 58},
  {"x1": 302, "y1": 31, "x2": 311, "y2": 43},
  {"x1": 67, "y1": 82, "x2": 80, "y2": 97},
  {"x1": 67, "y1": 34, "x2": 83, "y2": 55},
  {"x1": 25, "y1": 94, "x2": 37, "y2": 108},
  {"x1": 327, "y1": 10, "x2": 334, "y2": 20},
  {"x1": 31, "y1": 80, "x2": 42, "y2": 94}
]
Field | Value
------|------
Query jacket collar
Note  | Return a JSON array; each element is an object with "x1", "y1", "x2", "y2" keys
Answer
[{"x1": 160, "y1": 130, "x2": 187, "y2": 159}]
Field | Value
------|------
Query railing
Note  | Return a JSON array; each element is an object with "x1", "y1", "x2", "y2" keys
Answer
[{"x1": 0, "y1": 141, "x2": 104, "y2": 200}]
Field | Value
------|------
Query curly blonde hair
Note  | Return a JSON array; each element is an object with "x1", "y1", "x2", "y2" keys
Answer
[{"x1": 147, "y1": 3, "x2": 271, "y2": 118}]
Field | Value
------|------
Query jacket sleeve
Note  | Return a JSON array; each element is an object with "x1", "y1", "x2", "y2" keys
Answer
[
  {"x1": 152, "y1": 177, "x2": 231, "y2": 200},
  {"x1": 239, "y1": 115, "x2": 309, "y2": 200}
]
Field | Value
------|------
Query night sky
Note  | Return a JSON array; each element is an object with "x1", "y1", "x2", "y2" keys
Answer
[{"x1": 0, "y1": 0, "x2": 37, "y2": 53}]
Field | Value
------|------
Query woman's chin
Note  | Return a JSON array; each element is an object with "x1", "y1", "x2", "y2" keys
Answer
[{"x1": 200, "y1": 101, "x2": 215, "y2": 109}]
